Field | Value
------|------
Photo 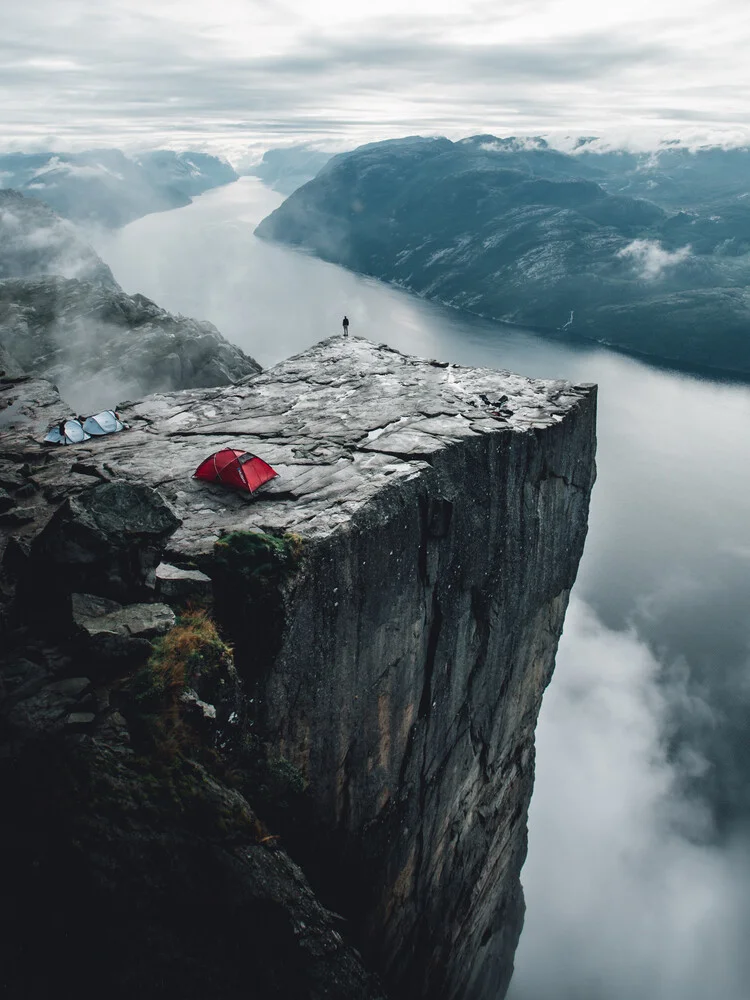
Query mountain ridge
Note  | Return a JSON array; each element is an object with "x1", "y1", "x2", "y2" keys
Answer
[
  {"x1": 255, "y1": 134, "x2": 750, "y2": 376},
  {"x1": 0, "y1": 148, "x2": 238, "y2": 228}
]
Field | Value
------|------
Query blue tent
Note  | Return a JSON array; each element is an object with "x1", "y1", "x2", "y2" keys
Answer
[
  {"x1": 82, "y1": 410, "x2": 126, "y2": 436},
  {"x1": 44, "y1": 410, "x2": 126, "y2": 445},
  {"x1": 44, "y1": 419, "x2": 91, "y2": 445}
]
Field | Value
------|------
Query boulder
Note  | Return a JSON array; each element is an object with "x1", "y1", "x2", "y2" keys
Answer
[
  {"x1": 84, "y1": 633, "x2": 154, "y2": 673},
  {"x1": 74, "y1": 600, "x2": 176, "y2": 640},
  {"x1": 32, "y1": 481, "x2": 181, "y2": 602},
  {"x1": 155, "y1": 562, "x2": 212, "y2": 602}
]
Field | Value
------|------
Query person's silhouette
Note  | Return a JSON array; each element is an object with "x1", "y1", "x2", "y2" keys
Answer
[{"x1": 342, "y1": 315, "x2": 349, "y2": 337}]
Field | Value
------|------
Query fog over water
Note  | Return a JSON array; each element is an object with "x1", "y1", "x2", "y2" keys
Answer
[{"x1": 93, "y1": 179, "x2": 750, "y2": 1000}]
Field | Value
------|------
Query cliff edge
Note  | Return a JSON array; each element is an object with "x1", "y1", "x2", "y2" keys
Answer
[{"x1": 0, "y1": 336, "x2": 596, "y2": 1000}]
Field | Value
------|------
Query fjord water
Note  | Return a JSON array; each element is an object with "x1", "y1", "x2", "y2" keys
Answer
[{"x1": 94, "y1": 179, "x2": 750, "y2": 1000}]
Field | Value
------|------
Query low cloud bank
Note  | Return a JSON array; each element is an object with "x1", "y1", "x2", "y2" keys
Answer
[
  {"x1": 509, "y1": 598, "x2": 750, "y2": 1000},
  {"x1": 617, "y1": 239, "x2": 691, "y2": 279}
]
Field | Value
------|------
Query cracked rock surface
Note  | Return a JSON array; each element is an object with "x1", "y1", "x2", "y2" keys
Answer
[{"x1": 0, "y1": 336, "x2": 596, "y2": 1000}]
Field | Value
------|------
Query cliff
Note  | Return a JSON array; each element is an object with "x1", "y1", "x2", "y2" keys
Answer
[
  {"x1": 0, "y1": 336, "x2": 596, "y2": 999},
  {"x1": 0, "y1": 277, "x2": 261, "y2": 408},
  {"x1": 0, "y1": 190, "x2": 261, "y2": 407},
  {"x1": 0, "y1": 189, "x2": 117, "y2": 286}
]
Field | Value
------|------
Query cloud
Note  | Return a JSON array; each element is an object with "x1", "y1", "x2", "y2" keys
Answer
[
  {"x1": 1, "y1": 0, "x2": 750, "y2": 149},
  {"x1": 508, "y1": 598, "x2": 750, "y2": 1000},
  {"x1": 30, "y1": 156, "x2": 125, "y2": 181},
  {"x1": 617, "y1": 239, "x2": 692, "y2": 279}
]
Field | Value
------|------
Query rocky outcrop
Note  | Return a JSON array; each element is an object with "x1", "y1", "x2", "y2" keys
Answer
[
  {"x1": 1, "y1": 649, "x2": 387, "y2": 1000},
  {"x1": 0, "y1": 336, "x2": 596, "y2": 1000},
  {"x1": 0, "y1": 403, "x2": 387, "y2": 998},
  {"x1": 0, "y1": 276, "x2": 261, "y2": 408},
  {"x1": 0, "y1": 190, "x2": 261, "y2": 407}
]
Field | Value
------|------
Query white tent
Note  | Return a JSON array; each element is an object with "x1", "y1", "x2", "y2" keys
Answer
[
  {"x1": 82, "y1": 410, "x2": 126, "y2": 436},
  {"x1": 44, "y1": 420, "x2": 91, "y2": 445}
]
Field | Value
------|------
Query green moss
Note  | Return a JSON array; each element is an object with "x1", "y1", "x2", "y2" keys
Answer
[
  {"x1": 265, "y1": 754, "x2": 307, "y2": 801},
  {"x1": 225, "y1": 734, "x2": 308, "y2": 828},
  {"x1": 211, "y1": 530, "x2": 304, "y2": 681},
  {"x1": 213, "y1": 530, "x2": 303, "y2": 591}
]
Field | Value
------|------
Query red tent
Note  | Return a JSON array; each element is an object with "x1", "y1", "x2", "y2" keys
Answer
[{"x1": 193, "y1": 449, "x2": 279, "y2": 494}]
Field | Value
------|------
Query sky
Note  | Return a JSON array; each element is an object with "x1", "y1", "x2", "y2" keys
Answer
[{"x1": 3, "y1": 0, "x2": 750, "y2": 157}]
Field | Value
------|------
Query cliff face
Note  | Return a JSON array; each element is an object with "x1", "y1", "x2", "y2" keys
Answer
[
  {"x1": 0, "y1": 189, "x2": 117, "y2": 286},
  {"x1": 266, "y1": 413, "x2": 593, "y2": 1000},
  {"x1": 0, "y1": 337, "x2": 596, "y2": 1000}
]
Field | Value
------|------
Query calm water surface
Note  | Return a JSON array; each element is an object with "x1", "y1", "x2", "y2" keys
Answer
[{"x1": 94, "y1": 179, "x2": 750, "y2": 1000}]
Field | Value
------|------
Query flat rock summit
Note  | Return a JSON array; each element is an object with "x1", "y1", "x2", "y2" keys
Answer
[{"x1": 1, "y1": 335, "x2": 594, "y2": 554}]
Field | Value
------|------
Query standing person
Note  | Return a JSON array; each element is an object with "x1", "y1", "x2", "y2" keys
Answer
[{"x1": 342, "y1": 315, "x2": 349, "y2": 337}]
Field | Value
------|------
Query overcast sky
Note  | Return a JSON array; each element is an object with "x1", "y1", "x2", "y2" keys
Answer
[{"x1": 3, "y1": 0, "x2": 750, "y2": 155}]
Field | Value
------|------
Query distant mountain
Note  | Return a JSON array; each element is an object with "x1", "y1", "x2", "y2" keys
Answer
[
  {"x1": 256, "y1": 135, "x2": 750, "y2": 376},
  {"x1": 0, "y1": 149, "x2": 238, "y2": 228},
  {"x1": 0, "y1": 190, "x2": 260, "y2": 406},
  {"x1": 571, "y1": 139, "x2": 750, "y2": 211},
  {"x1": 246, "y1": 145, "x2": 333, "y2": 194}
]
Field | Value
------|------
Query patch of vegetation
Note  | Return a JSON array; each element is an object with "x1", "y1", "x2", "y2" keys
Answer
[
  {"x1": 113, "y1": 610, "x2": 272, "y2": 842},
  {"x1": 115, "y1": 575, "x2": 311, "y2": 852},
  {"x1": 125, "y1": 608, "x2": 233, "y2": 758},
  {"x1": 211, "y1": 530, "x2": 304, "y2": 681},
  {"x1": 213, "y1": 530, "x2": 303, "y2": 590}
]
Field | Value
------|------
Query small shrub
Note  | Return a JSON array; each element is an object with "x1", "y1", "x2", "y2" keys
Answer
[
  {"x1": 213, "y1": 530, "x2": 303, "y2": 590},
  {"x1": 125, "y1": 609, "x2": 233, "y2": 757},
  {"x1": 265, "y1": 755, "x2": 307, "y2": 803}
]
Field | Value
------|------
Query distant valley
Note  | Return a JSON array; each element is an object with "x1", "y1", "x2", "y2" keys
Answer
[
  {"x1": 256, "y1": 135, "x2": 750, "y2": 376},
  {"x1": 245, "y1": 144, "x2": 333, "y2": 194}
]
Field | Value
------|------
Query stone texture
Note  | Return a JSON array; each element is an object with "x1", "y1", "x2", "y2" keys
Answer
[
  {"x1": 1, "y1": 736, "x2": 389, "y2": 1000},
  {"x1": 31, "y1": 481, "x2": 181, "y2": 602},
  {"x1": 2, "y1": 676, "x2": 92, "y2": 741},
  {"x1": 75, "y1": 601, "x2": 176, "y2": 640},
  {"x1": 155, "y1": 561, "x2": 213, "y2": 601},
  {"x1": 0, "y1": 335, "x2": 596, "y2": 1000}
]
